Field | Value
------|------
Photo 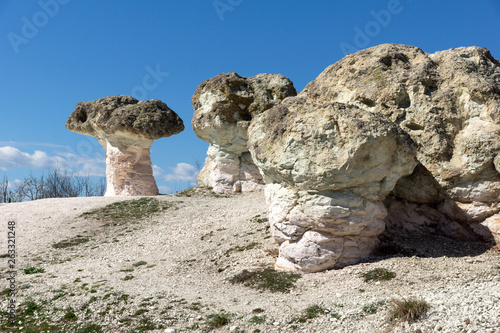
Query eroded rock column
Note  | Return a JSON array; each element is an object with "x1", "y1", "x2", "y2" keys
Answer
[
  {"x1": 249, "y1": 99, "x2": 417, "y2": 272},
  {"x1": 100, "y1": 136, "x2": 158, "y2": 196},
  {"x1": 66, "y1": 95, "x2": 184, "y2": 196},
  {"x1": 191, "y1": 72, "x2": 297, "y2": 194}
]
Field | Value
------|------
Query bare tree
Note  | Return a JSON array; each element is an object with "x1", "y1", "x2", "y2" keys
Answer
[
  {"x1": 0, "y1": 175, "x2": 8, "y2": 203},
  {"x1": 5, "y1": 168, "x2": 107, "y2": 202}
]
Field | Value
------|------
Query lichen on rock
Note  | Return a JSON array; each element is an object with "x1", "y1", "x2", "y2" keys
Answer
[
  {"x1": 66, "y1": 95, "x2": 184, "y2": 196},
  {"x1": 248, "y1": 98, "x2": 418, "y2": 272},
  {"x1": 192, "y1": 44, "x2": 500, "y2": 272},
  {"x1": 191, "y1": 72, "x2": 297, "y2": 194}
]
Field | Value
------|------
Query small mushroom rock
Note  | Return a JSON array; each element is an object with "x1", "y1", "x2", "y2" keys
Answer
[
  {"x1": 66, "y1": 95, "x2": 184, "y2": 196},
  {"x1": 191, "y1": 72, "x2": 297, "y2": 194}
]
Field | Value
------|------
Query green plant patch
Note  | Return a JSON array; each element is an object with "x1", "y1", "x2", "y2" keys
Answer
[
  {"x1": 53, "y1": 235, "x2": 90, "y2": 249},
  {"x1": 362, "y1": 268, "x2": 396, "y2": 282},
  {"x1": 80, "y1": 197, "x2": 174, "y2": 223},
  {"x1": 0, "y1": 253, "x2": 9, "y2": 258},
  {"x1": 133, "y1": 260, "x2": 147, "y2": 267},
  {"x1": 225, "y1": 242, "x2": 260, "y2": 256},
  {"x1": 230, "y1": 268, "x2": 301, "y2": 293},
  {"x1": 363, "y1": 300, "x2": 386, "y2": 314},
  {"x1": 75, "y1": 323, "x2": 103, "y2": 333},
  {"x1": 64, "y1": 308, "x2": 78, "y2": 321},
  {"x1": 205, "y1": 313, "x2": 232, "y2": 330},
  {"x1": 24, "y1": 266, "x2": 45, "y2": 274},
  {"x1": 387, "y1": 298, "x2": 429, "y2": 322},
  {"x1": 291, "y1": 304, "x2": 327, "y2": 323},
  {"x1": 249, "y1": 315, "x2": 266, "y2": 324}
]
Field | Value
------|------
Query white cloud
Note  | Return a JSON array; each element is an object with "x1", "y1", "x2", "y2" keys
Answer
[
  {"x1": 54, "y1": 151, "x2": 105, "y2": 177},
  {"x1": 152, "y1": 164, "x2": 164, "y2": 178},
  {"x1": 0, "y1": 141, "x2": 68, "y2": 149},
  {"x1": 0, "y1": 146, "x2": 105, "y2": 176},
  {"x1": 158, "y1": 185, "x2": 172, "y2": 194},
  {"x1": 0, "y1": 146, "x2": 65, "y2": 171},
  {"x1": 162, "y1": 163, "x2": 199, "y2": 183},
  {"x1": 7, "y1": 179, "x2": 22, "y2": 189}
]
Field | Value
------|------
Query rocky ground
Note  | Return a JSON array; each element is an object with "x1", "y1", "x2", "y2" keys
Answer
[{"x1": 0, "y1": 188, "x2": 499, "y2": 332}]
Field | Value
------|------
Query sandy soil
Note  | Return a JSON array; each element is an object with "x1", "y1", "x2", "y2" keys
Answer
[{"x1": 0, "y1": 188, "x2": 499, "y2": 333}]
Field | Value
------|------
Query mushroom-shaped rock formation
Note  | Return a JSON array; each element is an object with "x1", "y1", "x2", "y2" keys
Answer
[
  {"x1": 246, "y1": 44, "x2": 500, "y2": 272},
  {"x1": 248, "y1": 98, "x2": 418, "y2": 272},
  {"x1": 66, "y1": 95, "x2": 184, "y2": 196},
  {"x1": 302, "y1": 44, "x2": 500, "y2": 245},
  {"x1": 191, "y1": 72, "x2": 297, "y2": 194}
]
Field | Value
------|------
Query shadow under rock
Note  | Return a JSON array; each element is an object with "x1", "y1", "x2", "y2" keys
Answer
[{"x1": 372, "y1": 233, "x2": 490, "y2": 260}]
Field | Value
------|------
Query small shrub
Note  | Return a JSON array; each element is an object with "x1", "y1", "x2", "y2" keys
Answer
[
  {"x1": 24, "y1": 266, "x2": 45, "y2": 274},
  {"x1": 230, "y1": 268, "x2": 301, "y2": 293},
  {"x1": 53, "y1": 235, "x2": 89, "y2": 249},
  {"x1": 80, "y1": 197, "x2": 173, "y2": 222},
  {"x1": 75, "y1": 323, "x2": 103, "y2": 333},
  {"x1": 249, "y1": 315, "x2": 266, "y2": 324},
  {"x1": 64, "y1": 308, "x2": 78, "y2": 321},
  {"x1": 362, "y1": 268, "x2": 396, "y2": 282},
  {"x1": 205, "y1": 313, "x2": 232, "y2": 330},
  {"x1": 123, "y1": 275, "x2": 134, "y2": 281},
  {"x1": 134, "y1": 309, "x2": 149, "y2": 316},
  {"x1": 24, "y1": 300, "x2": 39, "y2": 315},
  {"x1": 133, "y1": 261, "x2": 147, "y2": 267},
  {"x1": 137, "y1": 316, "x2": 157, "y2": 330},
  {"x1": 387, "y1": 298, "x2": 429, "y2": 322},
  {"x1": 363, "y1": 300, "x2": 386, "y2": 314},
  {"x1": 225, "y1": 242, "x2": 259, "y2": 256},
  {"x1": 252, "y1": 308, "x2": 265, "y2": 314},
  {"x1": 291, "y1": 304, "x2": 326, "y2": 323}
]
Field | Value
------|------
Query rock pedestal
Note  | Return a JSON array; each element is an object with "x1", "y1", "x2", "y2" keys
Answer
[
  {"x1": 248, "y1": 99, "x2": 417, "y2": 272},
  {"x1": 66, "y1": 95, "x2": 184, "y2": 196},
  {"x1": 191, "y1": 72, "x2": 297, "y2": 194},
  {"x1": 100, "y1": 135, "x2": 158, "y2": 196}
]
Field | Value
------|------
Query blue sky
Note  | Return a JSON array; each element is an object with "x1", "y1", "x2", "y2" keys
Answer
[{"x1": 0, "y1": 0, "x2": 499, "y2": 194}]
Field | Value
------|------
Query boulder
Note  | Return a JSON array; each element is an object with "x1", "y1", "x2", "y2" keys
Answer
[
  {"x1": 66, "y1": 95, "x2": 184, "y2": 196},
  {"x1": 248, "y1": 98, "x2": 417, "y2": 272},
  {"x1": 191, "y1": 72, "x2": 296, "y2": 193},
  {"x1": 302, "y1": 44, "x2": 500, "y2": 245}
]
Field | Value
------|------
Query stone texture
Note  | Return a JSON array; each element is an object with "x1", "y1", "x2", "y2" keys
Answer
[
  {"x1": 191, "y1": 72, "x2": 296, "y2": 194},
  {"x1": 303, "y1": 44, "x2": 500, "y2": 246},
  {"x1": 248, "y1": 99, "x2": 418, "y2": 272},
  {"x1": 66, "y1": 95, "x2": 184, "y2": 196},
  {"x1": 245, "y1": 44, "x2": 500, "y2": 272}
]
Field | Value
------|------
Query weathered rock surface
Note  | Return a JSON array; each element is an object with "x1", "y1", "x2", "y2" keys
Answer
[
  {"x1": 245, "y1": 44, "x2": 500, "y2": 272},
  {"x1": 190, "y1": 44, "x2": 500, "y2": 272},
  {"x1": 248, "y1": 98, "x2": 418, "y2": 272},
  {"x1": 303, "y1": 44, "x2": 500, "y2": 246},
  {"x1": 191, "y1": 72, "x2": 296, "y2": 194},
  {"x1": 66, "y1": 95, "x2": 184, "y2": 196}
]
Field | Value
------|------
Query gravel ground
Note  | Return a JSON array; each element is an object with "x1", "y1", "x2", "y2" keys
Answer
[{"x1": 0, "y1": 188, "x2": 499, "y2": 333}]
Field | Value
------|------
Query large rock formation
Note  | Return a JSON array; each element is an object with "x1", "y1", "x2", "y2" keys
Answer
[
  {"x1": 245, "y1": 44, "x2": 500, "y2": 272},
  {"x1": 248, "y1": 98, "x2": 418, "y2": 272},
  {"x1": 191, "y1": 44, "x2": 500, "y2": 272},
  {"x1": 66, "y1": 95, "x2": 184, "y2": 196},
  {"x1": 301, "y1": 44, "x2": 500, "y2": 245},
  {"x1": 191, "y1": 72, "x2": 297, "y2": 194}
]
